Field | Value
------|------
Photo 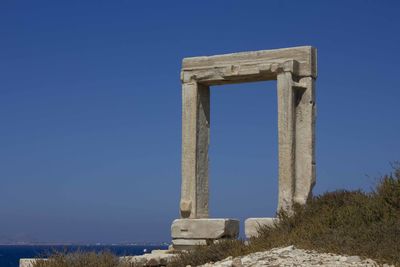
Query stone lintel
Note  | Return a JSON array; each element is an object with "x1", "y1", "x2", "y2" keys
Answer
[
  {"x1": 245, "y1": 217, "x2": 278, "y2": 238},
  {"x1": 171, "y1": 218, "x2": 239, "y2": 239},
  {"x1": 181, "y1": 46, "x2": 316, "y2": 85}
]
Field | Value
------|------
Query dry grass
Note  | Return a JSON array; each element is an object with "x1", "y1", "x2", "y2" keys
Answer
[
  {"x1": 34, "y1": 165, "x2": 400, "y2": 267},
  {"x1": 170, "y1": 164, "x2": 400, "y2": 267},
  {"x1": 32, "y1": 250, "x2": 133, "y2": 267}
]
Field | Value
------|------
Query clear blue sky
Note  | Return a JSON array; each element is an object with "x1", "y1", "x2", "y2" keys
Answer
[{"x1": 0, "y1": 1, "x2": 399, "y2": 243}]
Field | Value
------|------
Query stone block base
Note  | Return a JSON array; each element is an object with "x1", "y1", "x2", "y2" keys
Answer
[
  {"x1": 171, "y1": 239, "x2": 209, "y2": 250},
  {"x1": 171, "y1": 218, "x2": 239, "y2": 250},
  {"x1": 245, "y1": 217, "x2": 278, "y2": 238},
  {"x1": 171, "y1": 218, "x2": 239, "y2": 239}
]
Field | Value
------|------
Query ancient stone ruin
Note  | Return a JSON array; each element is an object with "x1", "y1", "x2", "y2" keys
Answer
[{"x1": 171, "y1": 46, "x2": 317, "y2": 249}]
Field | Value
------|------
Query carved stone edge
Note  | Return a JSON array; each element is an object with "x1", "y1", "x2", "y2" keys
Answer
[{"x1": 180, "y1": 59, "x2": 313, "y2": 84}]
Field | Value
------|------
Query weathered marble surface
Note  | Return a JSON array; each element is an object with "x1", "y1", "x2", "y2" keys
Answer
[
  {"x1": 244, "y1": 217, "x2": 277, "y2": 238},
  {"x1": 179, "y1": 46, "x2": 317, "y2": 221},
  {"x1": 172, "y1": 218, "x2": 239, "y2": 239}
]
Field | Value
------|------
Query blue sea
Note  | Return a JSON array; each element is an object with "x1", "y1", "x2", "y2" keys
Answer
[{"x1": 0, "y1": 245, "x2": 168, "y2": 267}]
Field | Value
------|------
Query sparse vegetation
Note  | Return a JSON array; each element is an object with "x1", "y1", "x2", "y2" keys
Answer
[
  {"x1": 170, "y1": 164, "x2": 400, "y2": 267},
  {"x1": 32, "y1": 250, "x2": 133, "y2": 267},
  {"x1": 34, "y1": 165, "x2": 400, "y2": 267}
]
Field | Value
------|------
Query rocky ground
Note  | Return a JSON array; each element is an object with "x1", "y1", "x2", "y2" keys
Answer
[
  {"x1": 20, "y1": 246, "x2": 396, "y2": 267},
  {"x1": 198, "y1": 246, "x2": 394, "y2": 267}
]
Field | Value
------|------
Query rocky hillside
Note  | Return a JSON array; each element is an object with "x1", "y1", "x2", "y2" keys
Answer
[{"x1": 198, "y1": 246, "x2": 393, "y2": 267}]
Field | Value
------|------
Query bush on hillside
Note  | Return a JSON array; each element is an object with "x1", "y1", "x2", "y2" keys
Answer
[
  {"x1": 34, "y1": 165, "x2": 400, "y2": 267},
  {"x1": 32, "y1": 250, "x2": 132, "y2": 267},
  {"x1": 170, "y1": 164, "x2": 400, "y2": 267}
]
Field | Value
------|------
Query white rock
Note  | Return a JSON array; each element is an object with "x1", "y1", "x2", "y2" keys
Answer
[
  {"x1": 19, "y1": 259, "x2": 43, "y2": 267},
  {"x1": 346, "y1": 255, "x2": 361, "y2": 263},
  {"x1": 244, "y1": 218, "x2": 278, "y2": 238},
  {"x1": 197, "y1": 246, "x2": 381, "y2": 267},
  {"x1": 231, "y1": 258, "x2": 243, "y2": 267}
]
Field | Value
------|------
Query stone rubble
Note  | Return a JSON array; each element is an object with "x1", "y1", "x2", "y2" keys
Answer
[{"x1": 198, "y1": 245, "x2": 393, "y2": 267}]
